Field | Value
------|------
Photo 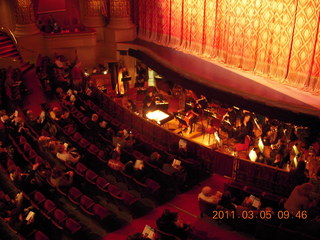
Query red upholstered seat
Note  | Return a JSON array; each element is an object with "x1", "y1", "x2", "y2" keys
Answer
[
  {"x1": 23, "y1": 143, "x2": 32, "y2": 152},
  {"x1": 92, "y1": 203, "x2": 110, "y2": 221},
  {"x1": 43, "y1": 199, "x2": 57, "y2": 215},
  {"x1": 65, "y1": 218, "x2": 82, "y2": 235},
  {"x1": 53, "y1": 209, "x2": 67, "y2": 225},
  {"x1": 85, "y1": 169, "x2": 98, "y2": 184},
  {"x1": 79, "y1": 137, "x2": 90, "y2": 148},
  {"x1": 68, "y1": 187, "x2": 83, "y2": 205},
  {"x1": 34, "y1": 230, "x2": 50, "y2": 240},
  {"x1": 121, "y1": 191, "x2": 139, "y2": 206},
  {"x1": 18, "y1": 136, "x2": 27, "y2": 145},
  {"x1": 74, "y1": 162, "x2": 88, "y2": 177},
  {"x1": 80, "y1": 195, "x2": 95, "y2": 215},
  {"x1": 71, "y1": 132, "x2": 82, "y2": 142},
  {"x1": 88, "y1": 144, "x2": 99, "y2": 154},
  {"x1": 108, "y1": 184, "x2": 122, "y2": 196},
  {"x1": 33, "y1": 191, "x2": 46, "y2": 205},
  {"x1": 96, "y1": 177, "x2": 109, "y2": 192}
]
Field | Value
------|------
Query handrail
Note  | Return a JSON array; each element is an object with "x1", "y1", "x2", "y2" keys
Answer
[{"x1": 0, "y1": 25, "x2": 18, "y2": 45}]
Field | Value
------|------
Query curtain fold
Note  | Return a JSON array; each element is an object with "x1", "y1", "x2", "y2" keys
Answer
[{"x1": 138, "y1": 0, "x2": 320, "y2": 94}]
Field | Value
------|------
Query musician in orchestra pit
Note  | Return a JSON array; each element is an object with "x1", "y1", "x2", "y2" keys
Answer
[
  {"x1": 184, "y1": 101, "x2": 199, "y2": 134},
  {"x1": 232, "y1": 113, "x2": 253, "y2": 143},
  {"x1": 143, "y1": 91, "x2": 156, "y2": 117},
  {"x1": 221, "y1": 107, "x2": 237, "y2": 137},
  {"x1": 122, "y1": 67, "x2": 130, "y2": 93}
]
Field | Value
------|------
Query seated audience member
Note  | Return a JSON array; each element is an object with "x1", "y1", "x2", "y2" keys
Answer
[
  {"x1": 88, "y1": 113, "x2": 100, "y2": 129},
  {"x1": 217, "y1": 191, "x2": 237, "y2": 211},
  {"x1": 156, "y1": 209, "x2": 191, "y2": 240},
  {"x1": 108, "y1": 158, "x2": 125, "y2": 171},
  {"x1": 55, "y1": 87, "x2": 65, "y2": 100},
  {"x1": 112, "y1": 130, "x2": 126, "y2": 148},
  {"x1": 49, "y1": 107, "x2": 61, "y2": 121},
  {"x1": 127, "y1": 99, "x2": 138, "y2": 114},
  {"x1": 123, "y1": 129, "x2": 135, "y2": 151},
  {"x1": 56, "y1": 142, "x2": 81, "y2": 164},
  {"x1": 57, "y1": 111, "x2": 72, "y2": 127},
  {"x1": 284, "y1": 182, "x2": 316, "y2": 216},
  {"x1": 149, "y1": 152, "x2": 163, "y2": 168},
  {"x1": 288, "y1": 160, "x2": 309, "y2": 191},
  {"x1": 108, "y1": 149, "x2": 125, "y2": 171},
  {"x1": 124, "y1": 161, "x2": 135, "y2": 175},
  {"x1": 127, "y1": 232, "x2": 152, "y2": 240},
  {"x1": 178, "y1": 138, "x2": 188, "y2": 158},
  {"x1": 50, "y1": 167, "x2": 74, "y2": 188},
  {"x1": 133, "y1": 159, "x2": 147, "y2": 182},
  {"x1": 110, "y1": 144, "x2": 121, "y2": 161},
  {"x1": 310, "y1": 167, "x2": 320, "y2": 202},
  {"x1": 236, "y1": 196, "x2": 260, "y2": 217},
  {"x1": 163, "y1": 157, "x2": 187, "y2": 189},
  {"x1": 198, "y1": 186, "x2": 222, "y2": 205}
]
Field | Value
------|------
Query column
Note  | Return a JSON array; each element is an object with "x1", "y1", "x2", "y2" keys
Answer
[
  {"x1": 82, "y1": 0, "x2": 106, "y2": 40},
  {"x1": 106, "y1": 0, "x2": 136, "y2": 42},
  {"x1": 13, "y1": 0, "x2": 39, "y2": 36}
]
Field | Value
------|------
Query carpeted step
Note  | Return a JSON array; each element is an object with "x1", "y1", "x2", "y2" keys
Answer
[
  {"x1": 0, "y1": 49, "x2": 19, "y2": 56},
  {"x1": 0, "y1": 39, "x2": 13, "y2": 47},
  {"x1": 0, "y1": 35, "x2": 10, "y2": 41},
  {"x1": 0, "y1": 51, "x2": 20, "y2": 58},
  {"x1": 0, "y1": 45, "x2": 16, "y2": 52}
]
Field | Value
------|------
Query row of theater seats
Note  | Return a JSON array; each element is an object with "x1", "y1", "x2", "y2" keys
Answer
[
  {"x1": 6, "y1": 118, "x2": 144, "y2": 238},
  {"x1": 0, "y1": 150, "x2": 53, "y2": 239},
  {"x1": 51, "y1": 104, "x2": 164, "y2": 202},
  {"x1": 69, "y1": 94, "x2": 201, "y2": 188},
  {"x1": 7, "y1": 132, "x2": 90, "y2": 239},
  {"x1": 24, "y1": 190, "x2": 81, "y2": 235}
]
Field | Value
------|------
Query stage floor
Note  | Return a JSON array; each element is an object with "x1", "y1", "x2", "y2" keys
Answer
[{"x1": 120, "y1": 39, "x2": 320, "y2": 120}]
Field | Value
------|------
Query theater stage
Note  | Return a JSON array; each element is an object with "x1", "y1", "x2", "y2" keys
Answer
[{"x1": 119, "y1": 39, "x2": 320, "y2": 127}]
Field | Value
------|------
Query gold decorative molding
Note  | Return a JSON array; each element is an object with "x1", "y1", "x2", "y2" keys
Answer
[
  {"x1": 110, "y1": 0, "x2": 130, "y2": 18},
  {"x1": 84, "y1": 0, "x2": 107, "y2": 17},
  {"x1": 14, "y1": 0, "x2": 35, "y2": 25}
]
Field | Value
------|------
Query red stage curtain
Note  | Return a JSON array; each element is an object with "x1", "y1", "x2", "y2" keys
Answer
[{"x1": 138, "y1": 0, "x2": 320, "y2": 94}]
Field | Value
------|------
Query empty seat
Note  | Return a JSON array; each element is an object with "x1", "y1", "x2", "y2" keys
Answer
[
  {"x1": 18, "y1": 136, "x2": 27, "y2": 145},
  {"x1": 43, "y1": 199, "x2": 57, "y2": 215},
  {"x1": 85, "y1": 169, "x2": 98, "y2": 184},
  {"x1": 34, "y1": 230, "x2": 50, "y2": 240},
  {"x1": 71, "y1": 132, "x2": 82, "y2": 142},
  {"x1": 96, "y1": 177, "x2": 109, "y2": 192},
  {"x1": 53, "y1": 209, "x2": 68, "y2": 225},
  {"x1": 92, "y1": 203, "x2": 110, "y2": 221},
  {"x1": 108, "y1": 184, "x2": 122, "y2": 196},
  {"x1": 80, "y1": 195, "x2": 95, "y2": 215},
  {"x1": 67, "y1": 187, "x2": 83, "y2": 205},
  {"x1": 23, "y1": 143, "x2": 32, "y2": 152},
  {"x1": 79, "y1": 137, "x2": 90, "y2": 148},
  {"x1": 74, "y1": 162, "x2": 88, "y2": 177},
  {"x1": 88, "y1": 144, "x2": 99, "y2": 154},
  {"x1": 65, "y1": 218, "x2": 82, "y2": 235},
  {"x1": 33, "y1": 191, "x2": 46, "y2": 206}
]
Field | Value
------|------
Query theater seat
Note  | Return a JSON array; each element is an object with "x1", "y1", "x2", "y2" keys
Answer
[
  {"x1": 65, "y1": 218, "x2": 82, "y2": 235},
  {"x1": 80, "y1": 195, "x2": 95, "y2": 215},
  {"x1": 92, "y1": 203, "x2": 111, "y2": 221},
  {"x1": 34, "y1": 230, "x2": 50, "y2": 240},
  {"x1": 67, "y1": 187, "x2": 83, "y2": 205}
]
